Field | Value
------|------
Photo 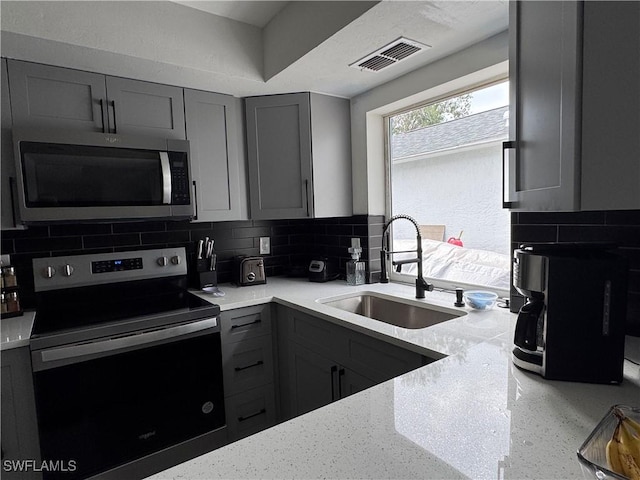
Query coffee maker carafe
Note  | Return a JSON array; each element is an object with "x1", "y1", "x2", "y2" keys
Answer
[{"x1": 512, "y1": 243, "x2": 628, "y2": 384}]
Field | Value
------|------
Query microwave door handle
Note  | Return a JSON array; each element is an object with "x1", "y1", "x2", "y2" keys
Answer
[{"x1": 159, "y1": 151, "x2": 172, "y2": 204}]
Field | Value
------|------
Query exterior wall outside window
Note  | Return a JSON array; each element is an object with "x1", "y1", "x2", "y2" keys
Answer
[{"x1": 391, "y1": 141, "x2": 510, "y2": 254}]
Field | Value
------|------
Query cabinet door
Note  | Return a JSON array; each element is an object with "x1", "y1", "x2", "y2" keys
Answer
[
  {"x1": 1, "y1": 348, "x2": 41, "y2": 480},
  {"x1": 338, "y1": 367, "x2": 376, "y2": 399},
  {"x1": 8, "y1": 59, "x2": 107, "y2": 131},
  {"x1": 184, "y1": 89, "x2": 246, "y2": 221},
  {"x1": 508, "y1": 1, "x2": 581, "y2": 211},
  {"x1": 245, "y1": 93, "x2": 312, "y2": 219},
  {"x1": 580, "y1": 1, "x2": 640, "y2": 211},
  {"x1": 1, "y1": 59, "x2": 19, "y2": 230},
  {"x1": 105, "y1": 76, "x2": 185, "y2": 139},
  {"x1": 286, "y1": 342, "x2": 337, "y2": 417}
]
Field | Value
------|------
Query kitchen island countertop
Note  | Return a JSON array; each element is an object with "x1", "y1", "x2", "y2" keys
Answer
[{"x1": 148, "y1": 277, "x2": 640, "y2": 480}]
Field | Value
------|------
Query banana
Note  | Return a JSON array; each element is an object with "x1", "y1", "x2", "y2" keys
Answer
[
  {"x1": 620, "y1": 419, "x2": 640, "y2": 475},
  {"x1": 617, "y1": 439, "x2": 640, "y2": 480},
  {"x1": 607, "y1": 423, "x2": 625, "y2": 476},
  {"x1": 606, "y1": 410, "x2": 640, "y2": 479}
]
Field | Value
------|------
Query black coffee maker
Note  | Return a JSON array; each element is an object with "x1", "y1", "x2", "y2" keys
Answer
[{"x1": 512, "y1": 243, "x2": 628, "y2": 384}]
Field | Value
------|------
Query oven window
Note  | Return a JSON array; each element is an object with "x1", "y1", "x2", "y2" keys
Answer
[{"x1": 21, "y1": 142, "x2": 163, "y2": 207}]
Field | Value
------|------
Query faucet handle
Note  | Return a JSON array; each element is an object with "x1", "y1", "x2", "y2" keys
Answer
[{"x1": 455, "y1": 288, "x2": 465, "y2": 307}]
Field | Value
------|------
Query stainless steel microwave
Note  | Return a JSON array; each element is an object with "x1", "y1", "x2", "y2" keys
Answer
[{"x1": 12, "y1": 128, "x2": 194, "y2": 224}]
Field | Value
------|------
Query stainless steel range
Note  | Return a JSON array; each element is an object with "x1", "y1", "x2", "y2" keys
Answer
[{"x1": 29, "y1": 247, "x2": 226, "y2": 480}]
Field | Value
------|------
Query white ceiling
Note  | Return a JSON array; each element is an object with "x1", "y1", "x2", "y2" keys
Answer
[
  {"x1": 0, "y1": 1, "x2": 509, "y2": 98},
  {"x1": 169, "y1": 0, "x2": 509, "y2": 97},
  {"x1": 170, "y1": 1, "x2": 289, "y2": 27}
]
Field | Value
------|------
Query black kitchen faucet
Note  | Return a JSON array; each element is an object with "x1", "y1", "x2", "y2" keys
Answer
[{"x1": 380, "y1": 214, "x2": 434, "y2": 299}]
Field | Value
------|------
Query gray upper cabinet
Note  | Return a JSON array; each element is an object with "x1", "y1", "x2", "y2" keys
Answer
[
  {"x1": 579, "y1": 1, "x2": 640, "y2": 211},
  {"x1": 1, "y1": 58, "x2": 19, "y2": 230},
  {"x1": 245, "y1": 92, "x2": 352, "y2": 220},
  {"x1": 507, "y1": 1, "x2": 640, "y2": 212},
  {"x1": 8, "y1": 59, "x2": 108, "y2": 132},
  {"x1": 7, "y1": 59, "x2": 185, "y2": 139},
  {"x1": 184, "y1": 89, "x2": 247, "y2": 222},
  {"x1": 106, "y1": 76, "x2": 185, "y2": 139}
]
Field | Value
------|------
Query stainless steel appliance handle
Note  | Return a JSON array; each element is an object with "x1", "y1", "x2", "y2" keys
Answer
[
  {"x1": 160, "y1": 151, "x2": 172, "y2": 204},
  {"x1": 40, "y1": 317, "x2": 217, "y2": 364}
]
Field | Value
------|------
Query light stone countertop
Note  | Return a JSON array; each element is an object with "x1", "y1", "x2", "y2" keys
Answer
[
  {"x1": 149, "y1": 277, "x2": 640, "y2": 480},
  {"x1": 1, "y1": 311, "x2": 35, "y2": 350}
]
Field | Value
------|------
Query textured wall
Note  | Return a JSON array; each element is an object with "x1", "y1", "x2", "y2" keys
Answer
[{"x1": 391, "y1": 143, "x2": 510, "y2": 253}]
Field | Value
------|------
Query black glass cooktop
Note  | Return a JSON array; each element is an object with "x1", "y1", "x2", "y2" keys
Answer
[{"x1": 32, "y1": 277, "x2": 217, "y2": 337}]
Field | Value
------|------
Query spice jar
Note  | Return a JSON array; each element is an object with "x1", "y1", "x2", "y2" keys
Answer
[
  {"x1": 0, "y1": 293, "x2": 7, "y2": 314},
  {"x1": 3, "y1": 267, "x2": 17, "y2": 288},
  {"x1": 6, "y1": 292, "x2": 20, "y2": 313}
]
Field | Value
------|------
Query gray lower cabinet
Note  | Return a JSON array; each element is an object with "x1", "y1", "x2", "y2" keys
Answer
[
  {"x1": 245, "y1": 92, "x2": 352, "y2": 219},
  {"x1": 7, "y1": 59, "x2": 185, "y2": 139},
  {"x1": 277, "y1": 306, "x2": 429, "y2": 420},
  {"x1": 1, "y1": 347, "x2": 41, "y2": 480},
  {"x1": 507, "y1": 1, "x2": 640, "y2": 211},
  {"x1": 220, "y1": 305, "x2": 277, "y2": 442},
  {"x1": 184, "y1": 89, "x2": 247, "y2": 222}
]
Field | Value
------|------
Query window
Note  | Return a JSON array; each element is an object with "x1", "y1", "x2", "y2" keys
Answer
[{"x1": 385, "y1": 80, "x2": 510, "y2": 294}]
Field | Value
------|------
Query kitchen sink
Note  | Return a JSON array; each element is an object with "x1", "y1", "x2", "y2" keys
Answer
[{"x1": 319, "y1": 292, "x2": 465, "y2": 329}]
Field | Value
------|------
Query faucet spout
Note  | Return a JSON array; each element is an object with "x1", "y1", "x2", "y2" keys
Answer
[{"x1": 380, "y1": 214, "x2": 433, "y2": 298}]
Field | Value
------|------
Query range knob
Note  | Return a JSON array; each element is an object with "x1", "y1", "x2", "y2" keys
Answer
[
  {"x1": 157, "y1": 256, "x2": 168, "y2": 267},
  {"x1": 171, "y1": 255, "x2": 181, "y2": 265},
  {"x1": 42, "y1": 266, "x2": 56, "y2": 279},
  {"x1": 62, "y1": 264, "x2": 74, "y2": 277}
]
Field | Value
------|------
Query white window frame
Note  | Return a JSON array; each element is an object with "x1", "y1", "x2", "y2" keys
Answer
[{"x1": 384, "y1": 78, "x2": 510, "y2": 298}]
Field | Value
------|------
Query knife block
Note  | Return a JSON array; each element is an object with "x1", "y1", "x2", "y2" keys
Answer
[{"x1": 197, "y1": 271, "x2": 217, "y2": 289}]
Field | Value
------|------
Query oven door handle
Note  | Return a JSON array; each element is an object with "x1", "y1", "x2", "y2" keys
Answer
[{"x1": 39, "y1": 317, "x2": 218, "y2": 365}]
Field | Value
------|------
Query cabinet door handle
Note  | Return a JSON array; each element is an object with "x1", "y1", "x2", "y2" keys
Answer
[
  {"x1": 304, "y1": 179, "x2": 310, "y2": 217},
  {"x1": 230, "y1": 318, "x2": 262, "y2": 329},
  {"x1": 192, "y1": 181, "x2": 198, "y2": 220},
  {"x1": 99, "y1": 99, "x2": 106, "y2": 133},
  {"x1": 338, "y1": 368, "x2": 345, "y2": 399},
  {"x1": 110, "y1": 100, "x2": 118, "y2": 133},
  {"x1": 330, "y1": 365, "x2": 338, "y2": 401},
  {"x1": 502, "y1": 141, "x2": 516, "y2": 208},
  {"x1": 237, "y1": 408, "x2": 266, "y2": 423},
  {"x1": 234, "y1": 360, "x2": 264, "y2": 372}
]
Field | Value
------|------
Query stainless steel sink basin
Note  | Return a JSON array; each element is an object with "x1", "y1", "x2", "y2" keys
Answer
[{"x1": 319, "y1": 292, "x2": 464, "y2": 329}]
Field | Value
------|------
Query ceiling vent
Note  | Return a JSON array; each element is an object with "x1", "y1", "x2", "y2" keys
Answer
[{"x1": 350, "y1": 37, "x2": 431, "y2": 73}]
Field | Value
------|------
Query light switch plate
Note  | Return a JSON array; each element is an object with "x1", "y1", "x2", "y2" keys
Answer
[{"x1": 259, "y1": 237, "x2": 271, "y2": 255}]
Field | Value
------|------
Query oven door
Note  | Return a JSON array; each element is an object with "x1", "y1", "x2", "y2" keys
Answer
[{"x1": 31, "y1": 317, "x2": 225, "y2": 480}]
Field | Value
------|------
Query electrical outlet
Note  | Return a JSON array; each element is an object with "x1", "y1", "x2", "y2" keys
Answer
[{"x1": 259, "y1": 237, "x2": 271, "y2": 255}]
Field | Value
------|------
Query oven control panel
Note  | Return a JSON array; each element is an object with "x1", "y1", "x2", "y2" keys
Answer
[
  {"x1": 33, "y1": 248, "x2": 187, "y2": 292},
  {"x1": 92, "y1": 257, "x2": 144, "y2": 274}
]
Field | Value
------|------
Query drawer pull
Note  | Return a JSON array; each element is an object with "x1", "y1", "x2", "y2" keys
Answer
[
  {"x1": 237, "y1": 408, "x2": 267, "y2": 423},
  {"x1": 234, "y1": 360, "x2": 264, "y2": 372},
  {"x1": 230, "y1": 318, "x2": 262, "y2": 329}
]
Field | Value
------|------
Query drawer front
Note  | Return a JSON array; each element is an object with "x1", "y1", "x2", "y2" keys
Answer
[
  {"x1": 221, "y1": 304, "x2": 272, "y2": 343},
  {"x1": 225, "y1": 384, "x2": 276, "y2": 441},
  {"x1": 222, "y1": 335, "x2": 274, "y2": 396}
]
